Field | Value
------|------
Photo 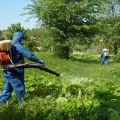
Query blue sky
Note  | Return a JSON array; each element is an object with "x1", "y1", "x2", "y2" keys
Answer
[{"x1": 0, "y1": 0, "x2": 37, "y2": 30}]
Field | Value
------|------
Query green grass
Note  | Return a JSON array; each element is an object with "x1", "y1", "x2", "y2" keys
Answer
[
  {"x1": 0, "y1": 52, "x2": 120, "y2": 120},
  {"x1": 32, "y1": 52, "x2": 120, "y2": 82},
  {"x1": 0, "y1": 51, "x2": 120, "y2": 90}
]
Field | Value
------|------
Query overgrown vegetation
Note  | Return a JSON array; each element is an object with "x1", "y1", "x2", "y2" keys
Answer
[
  {"x1": 0, "y1": 52, "x2": 120, "y2": 120},
  {"x1": 25, "y1": 0, "x2": 120, "y2": 58},
  {"x1": 0, "y1": 0, "x2": 120, "y2": 119}
]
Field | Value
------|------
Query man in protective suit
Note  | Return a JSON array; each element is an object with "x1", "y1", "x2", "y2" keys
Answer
[
  {"x1": 0, "y1": 32, "x2": 44, "y2": 104},
  {"x1": 100, "y1": 48, "x2": 109, "y2": 64}
]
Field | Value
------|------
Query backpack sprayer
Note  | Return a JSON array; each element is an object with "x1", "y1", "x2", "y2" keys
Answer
[{"x1": 0, "y1": 40, "x2": 60, "y2": 77}]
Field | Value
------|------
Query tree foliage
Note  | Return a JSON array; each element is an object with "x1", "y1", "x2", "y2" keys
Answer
[
  {"x1": 4, "y1": 23, "x2": 25, "y2": 39},
  {"x1": 25, "y1": 0, "x2": 106, "y2": 58},
  {"x1": 28, "y1": 28, "x2": 53, "y2": 51},
  {"x1": 4, "y1": 23, "x2": 37, "y2": 51},
  {"x1": 25, "y1": 0, "x2": 120, "y2": 57},
  {"x1": 100, "y1": 16, "x2": 120, "y2": 54}
]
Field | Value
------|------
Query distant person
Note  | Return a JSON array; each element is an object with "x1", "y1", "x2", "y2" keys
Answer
[
  {"x1": 0, "y1": 32, "x2": 44, "y2": 104},
  {"x1": 101, "y1": 48, "x2": 109, "y2": 64}
]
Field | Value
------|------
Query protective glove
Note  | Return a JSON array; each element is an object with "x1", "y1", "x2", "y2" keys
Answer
[{"x1": 38, "y1": 59, "x2": 44, "y2": 65}]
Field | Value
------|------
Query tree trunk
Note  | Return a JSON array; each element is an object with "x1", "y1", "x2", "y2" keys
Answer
[{"x1": 54, "y1": 45, "x2": 71, "y2": 59}]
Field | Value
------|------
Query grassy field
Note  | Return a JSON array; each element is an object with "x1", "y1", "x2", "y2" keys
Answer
[
  {"x1": 0, "y1": 51, "x2": 120, "y2": 83},
  {"x1": 0, "y1": 52, "x2": 120, "y2": 120},
  {"x1": 34, "y1": 52, "x2": 120, "y2": 82}
]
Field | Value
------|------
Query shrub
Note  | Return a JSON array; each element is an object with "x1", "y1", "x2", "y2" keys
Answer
[{"x1": 0, "y1": 75, "x2": 120, "y2": 120}]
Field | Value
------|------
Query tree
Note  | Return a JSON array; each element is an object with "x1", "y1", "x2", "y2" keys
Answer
[
  {"x1": 25, "y1": 0, "x2": 107, "y2": 58},
  {"x1": 97, "y1": 0, "x2": 120, "y2": 54},
  {"x1": 4, "y1": 23, "x2": 37, "y2": 51},
  {"x1": 100, "y1": 17, "x2": 120, "y2": 54},
  {"x1": 5, "y1": 23, "x2": 25, "y2": 39}
]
